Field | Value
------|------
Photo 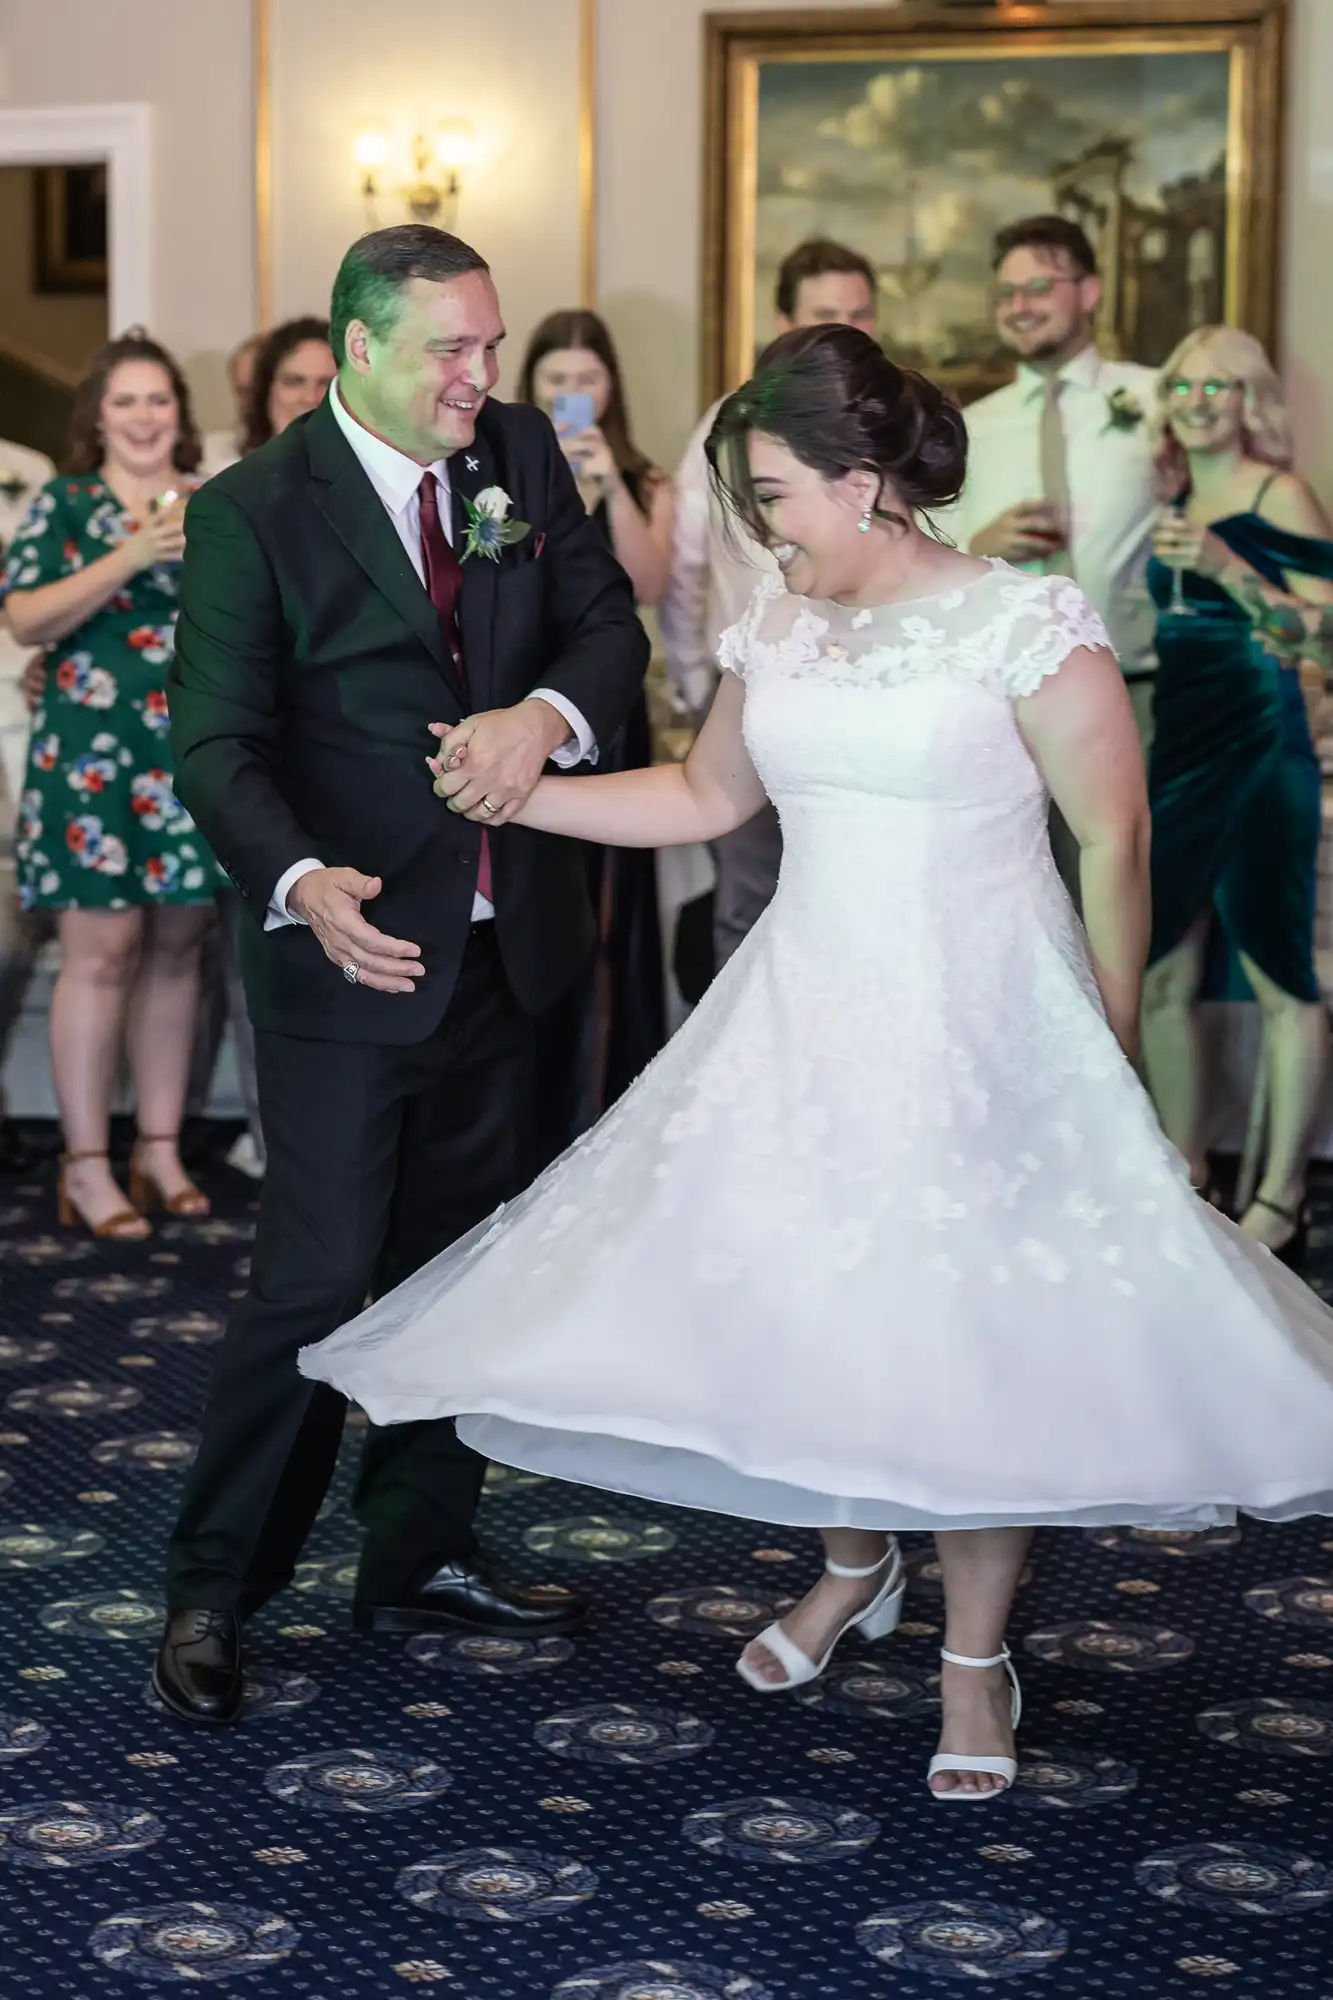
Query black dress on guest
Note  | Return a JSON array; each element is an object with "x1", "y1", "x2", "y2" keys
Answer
[{"x1": 534, "y1": 476, "x2": 666, "y2": 1162}]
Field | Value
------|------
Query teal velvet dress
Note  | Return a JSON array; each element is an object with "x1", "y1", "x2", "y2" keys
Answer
[{"x1": 1147, "y1": 509, "x2": 1332, "y2": 1003}]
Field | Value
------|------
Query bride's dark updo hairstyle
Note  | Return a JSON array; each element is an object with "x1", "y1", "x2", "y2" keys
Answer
[{"x1": 705, "y1": 324, "x2": 967, "y2": 542}]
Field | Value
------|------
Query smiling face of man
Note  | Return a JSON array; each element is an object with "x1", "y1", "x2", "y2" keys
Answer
[
  {"x1": 341, "y1": 270, "x2": 505, "y2": 464},
  {"x1": 992, "y1": 244, "x2": 1100, "y2": 369}
]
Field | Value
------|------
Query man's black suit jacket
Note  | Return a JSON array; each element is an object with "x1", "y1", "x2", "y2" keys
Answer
[{"x1": 166, "y1": 395, "x2": 649, "y2": 1043}]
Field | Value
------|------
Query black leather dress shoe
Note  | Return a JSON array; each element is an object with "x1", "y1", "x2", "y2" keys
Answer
[
  {"x1": 152, "y1": 1609, "x2": 244, "y2": 1726},
  {"x1": 353, "y1": 1554, "x2": 588, "y2": 1637}
]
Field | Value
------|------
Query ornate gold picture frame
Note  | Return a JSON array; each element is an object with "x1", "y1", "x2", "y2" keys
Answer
[{"x1": 702, "y1": 1, "x2": 1285, "y2": 404}]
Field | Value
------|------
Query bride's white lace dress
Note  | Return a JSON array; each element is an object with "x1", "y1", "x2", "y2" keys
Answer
[{"x1": 301, "y1": 564, "x2": 1333, "y2": 1530}]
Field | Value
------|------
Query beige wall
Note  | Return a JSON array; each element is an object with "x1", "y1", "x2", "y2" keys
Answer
[
  {"x1": 0, "y1": 165, "x2": 107, "y2": 376},
  {"x1": 268, "y1": 0, "x2": 583, "y2": 399},
  {"x1": 0, "y1": 0, "x2": 256, "y2": 425},
  {"x1": 598, "y1": 0, "x2": 899, "y2": 469}
]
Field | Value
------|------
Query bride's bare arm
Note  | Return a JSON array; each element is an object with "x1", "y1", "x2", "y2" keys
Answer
[
  {"x1": 431, "y1": 669, "x2": 769, "y2": 847},
  {"x1": 1016, "y1": 645, "x2": 1151, "y2": 1062}
]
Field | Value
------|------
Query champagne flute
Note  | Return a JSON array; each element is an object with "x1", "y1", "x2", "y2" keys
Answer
[{"x1": 1163, "y1": 499, "x2": 1197, "y2": 619}]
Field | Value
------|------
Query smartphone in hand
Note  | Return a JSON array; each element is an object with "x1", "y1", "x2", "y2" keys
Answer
[{"x1": 552, "y1": 391, "x2": 596, "y2": 438}]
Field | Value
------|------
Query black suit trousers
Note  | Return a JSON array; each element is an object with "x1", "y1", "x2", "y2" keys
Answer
[{"x1": 165, "y1": 925, "x2": 538, "y2": 1613}]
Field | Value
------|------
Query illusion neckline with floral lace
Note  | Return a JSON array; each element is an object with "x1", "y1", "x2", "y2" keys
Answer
[{"x1": 786, "y1": 555, "x2": 1000, "y2": 620}]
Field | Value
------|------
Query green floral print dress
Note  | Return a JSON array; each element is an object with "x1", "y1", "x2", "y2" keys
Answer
[{"x1": 2, "y1": 475, "x2": 221, "y2": 910}]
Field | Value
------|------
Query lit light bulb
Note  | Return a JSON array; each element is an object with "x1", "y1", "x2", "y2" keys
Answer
[
  {"x1": 434, "y1": 119, "x2": 476, "y2": 177},
  {"x1": 352, "y1": 130, "x2": 388, "y2": 173}
]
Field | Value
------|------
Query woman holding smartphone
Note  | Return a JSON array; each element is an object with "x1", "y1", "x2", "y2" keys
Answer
[
  {"x1": 2, "y1": 330, "x2": 219, "y2": 1237},
  {"x1": 519, "y1": 309, "x2": 675, "y2": 603},
  {"x1": 517, "y1": 312, "x2": 673, "y2": 1150}
]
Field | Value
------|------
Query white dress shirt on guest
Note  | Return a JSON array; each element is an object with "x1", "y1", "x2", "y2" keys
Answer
[
  {"x1": 660, "y1": 398, "x2": 777, "y2": 715},
  {"x1": 268, "y1": 385, "x2": 597, "y2": 930},
  {"x1": 941, "y1": 344, "x2": 1161, "y2": 674}
]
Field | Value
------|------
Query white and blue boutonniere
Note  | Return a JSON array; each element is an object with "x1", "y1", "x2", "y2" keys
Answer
[
  {"x1": 1103, "y1": 388, "x2": 1145, "y2": 436},
  {"x1": 461, "y1": 485, "x2": 531, "y2": 563}
]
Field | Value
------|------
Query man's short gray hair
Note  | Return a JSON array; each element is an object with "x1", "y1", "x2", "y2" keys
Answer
[{"x1": 329, "y1": 225, "x2": 489, "y2": 367}]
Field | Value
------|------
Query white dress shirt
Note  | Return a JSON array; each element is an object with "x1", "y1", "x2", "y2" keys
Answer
[
  {"x1": 659, "y1": 398, "x2": 777, "y2": 715},
  {"x1": 269, "y1": 385, "x2": 596, "y2": 928},
  {"x1": 940, "y1": 345, "x2": 1161, "y2": 673}
]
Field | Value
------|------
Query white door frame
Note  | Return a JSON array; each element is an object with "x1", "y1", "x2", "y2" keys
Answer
[{"x1": 0, "y1": 104, "x2": 152, "y2": 335}]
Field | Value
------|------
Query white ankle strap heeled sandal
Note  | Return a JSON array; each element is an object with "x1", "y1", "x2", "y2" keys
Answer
[
  {"x1": 926, "y1": 1646, "x2": 1022, "y2": 1800},
  {"x1": 735, "y1": 1540, "x2": 905, "y2": 1694}
]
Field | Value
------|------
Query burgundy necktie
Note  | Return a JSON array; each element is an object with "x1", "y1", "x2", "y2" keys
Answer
[{"x1": 418, "y1": 470, "x2": 491, "y2": 902}]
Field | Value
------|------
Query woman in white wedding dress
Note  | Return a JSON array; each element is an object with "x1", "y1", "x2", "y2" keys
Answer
[{"x1": 301, "y1": 327, "x2": 1333, "y2": 1801}]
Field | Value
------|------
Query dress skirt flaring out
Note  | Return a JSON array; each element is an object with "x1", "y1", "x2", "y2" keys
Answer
[{"x1": 299, "y1": 568, "x2": 1333, "y2": 1532}]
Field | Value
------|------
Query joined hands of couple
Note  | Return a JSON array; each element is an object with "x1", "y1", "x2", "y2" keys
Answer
[{"x1": 287, "y1": 697, "x2": 568, "y2": 994}]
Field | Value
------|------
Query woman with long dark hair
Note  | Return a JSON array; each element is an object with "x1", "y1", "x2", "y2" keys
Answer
[
  {"x1": 518, "y1": 309, "x2": 673, "y2": 601},
  {"x1": 241, "y1": 318, "x2": 336, "y2": 456},
  {"x1": 3, "y1": 331, "x2": 218, "y2": 1235},
  {"x1": 517, "y1": 310, "x2": 671, "y2": 1147}
]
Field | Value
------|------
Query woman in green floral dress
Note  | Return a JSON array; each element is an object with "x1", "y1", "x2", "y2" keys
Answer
[{"x1": 3, "y1": 330, "x2": 220, "y2": 1237}]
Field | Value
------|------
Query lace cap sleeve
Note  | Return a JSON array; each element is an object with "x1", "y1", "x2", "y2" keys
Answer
[
  {"x1": 1001, "y1": 574, "x2": 1115, "y2": 699},
  {"x1": 717, "y1": 574, "x2": 783, "y2": 682}
]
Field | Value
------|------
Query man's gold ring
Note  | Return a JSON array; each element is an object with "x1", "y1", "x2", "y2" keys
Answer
[{"x1": 478, "y1": 797, "x2": 498, "y2": 817}]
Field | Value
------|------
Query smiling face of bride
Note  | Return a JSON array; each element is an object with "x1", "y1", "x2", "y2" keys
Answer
[
  {"x1": 745, "y1": 432, "x2": 889, "y2": 602},
  {"x1": 707, "y1": 325, "x2": 969, "y2": 606}
]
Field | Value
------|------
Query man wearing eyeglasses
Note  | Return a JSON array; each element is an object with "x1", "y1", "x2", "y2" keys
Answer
[{"x1": 947, "y1": 215, "x2": 1161, "y2": 764}]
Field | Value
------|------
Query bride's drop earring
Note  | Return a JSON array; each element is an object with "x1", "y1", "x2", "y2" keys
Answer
[{"x1": 858, "y1": 509, "x2": 873, "y2": 534}]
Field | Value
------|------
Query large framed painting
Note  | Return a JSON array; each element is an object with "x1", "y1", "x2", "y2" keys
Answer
[{"x1": 702, "y1": 1, "x2": 1285, "y2": 405}]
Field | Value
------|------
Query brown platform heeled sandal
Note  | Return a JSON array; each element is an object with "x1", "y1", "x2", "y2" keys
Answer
[
  {"x1": 129, "y1": 1133, "x2": 211, "y2": 1218},
  {"x1": 57, "y1": 1151, "x2": 152, "y2": 1241}
]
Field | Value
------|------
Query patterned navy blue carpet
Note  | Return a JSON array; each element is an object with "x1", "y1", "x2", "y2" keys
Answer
[{"x1": 2, "y1": 1130, "x2": 1333, "y2": 1997}]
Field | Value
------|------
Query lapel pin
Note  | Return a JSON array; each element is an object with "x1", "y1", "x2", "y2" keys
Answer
[{"x1": 465, "y1": 456, "x2": 479, "y2": 472}]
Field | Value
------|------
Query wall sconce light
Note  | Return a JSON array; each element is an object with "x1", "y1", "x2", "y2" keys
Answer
[
  {"x1": 353, "y1": 129, "x2": 390, "y2": 205},
  {"x1": 353, "y1": 120, "x2": 476, "y2": 231}
]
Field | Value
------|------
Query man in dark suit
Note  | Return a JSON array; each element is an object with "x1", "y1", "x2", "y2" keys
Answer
[{"x1": 155, "y1": 225, "x2": 649, "y2": 1725}]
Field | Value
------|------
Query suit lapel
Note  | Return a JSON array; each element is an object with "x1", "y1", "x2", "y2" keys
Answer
[
  {"x1": 450, "y1": 429, "x2": 499, "y2": 712},
  {"x1": 306, "y1": 402, "x2": 468, "y2": 711}
]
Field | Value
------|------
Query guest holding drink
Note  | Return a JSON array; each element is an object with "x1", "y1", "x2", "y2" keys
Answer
[
  {"x1": 1141, "y1": 328, "x2": 1333, "y2": 1262},
  {"x1": 948, "y1": 218, "x2": 1160, "y2": 735},
  {"x1": 517, "y1": 311, "x2": 671, "y2": 1144},
  {"x1": 944, "y1": 217, "x2": 1160, "y2": 900},
  {"x1": 2, "y1": 331, "x2": 218, "y2": 1237}
]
